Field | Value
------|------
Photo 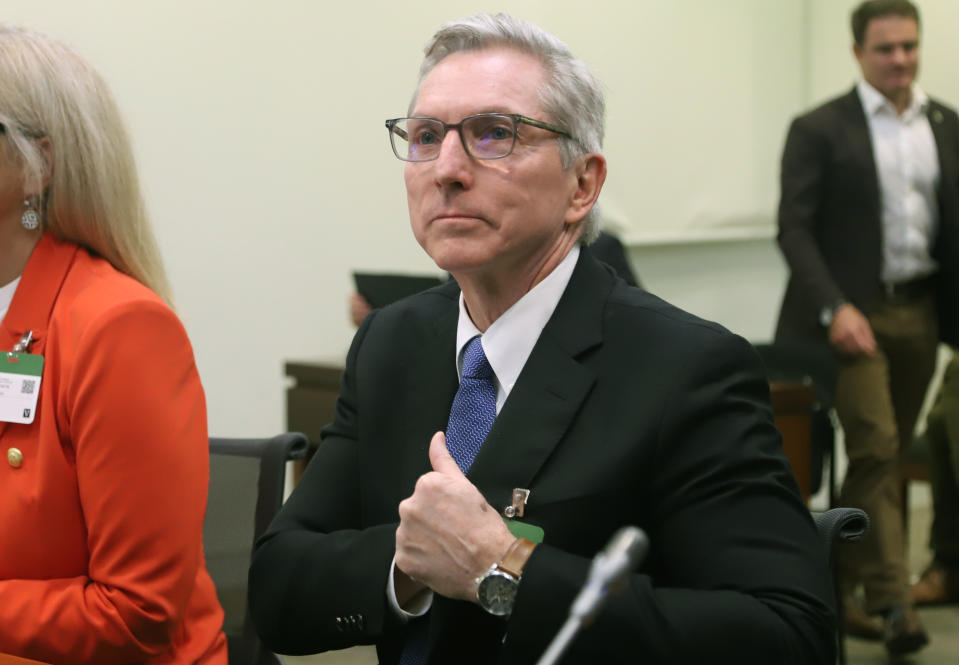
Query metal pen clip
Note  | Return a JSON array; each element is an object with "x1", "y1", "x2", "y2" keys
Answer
[
  {"x1": 12, "y1": 330, "x2": 34, "y2": 354},
  {"x1": 504, "y1": 488, "x2": 530, "y2": 518}
]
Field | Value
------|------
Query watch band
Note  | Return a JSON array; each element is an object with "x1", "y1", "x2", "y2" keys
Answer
[{"x1": 497, "y1": 538, "x2": 537, "y2": 578}]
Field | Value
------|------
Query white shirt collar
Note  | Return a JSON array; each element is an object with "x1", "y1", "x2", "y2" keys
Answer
[
  {"x1": 857, "y1": 79, "x2": 929, "y2": 119},
  {"x1": 0, "y1": 276, "x2": 21, "y2": 327},
  {"x1": 454, "y1": 245, "x2": 580, "y2": 408}
]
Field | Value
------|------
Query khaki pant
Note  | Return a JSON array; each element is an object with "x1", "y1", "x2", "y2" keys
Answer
[
  {"x1": 836, "y1": 292, "x2": 938, "y2": 612},
  {"x1": 925, "y1": 351, "x2": 959, "y2": 563}
]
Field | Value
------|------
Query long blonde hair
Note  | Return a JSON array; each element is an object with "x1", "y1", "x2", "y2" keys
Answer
[{"x1": 0, "y1": 23, "x2": 171, "y2": 303}]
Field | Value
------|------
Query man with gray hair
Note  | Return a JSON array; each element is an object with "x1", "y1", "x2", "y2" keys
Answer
[{"x1": 250, "y1": 13, "x2": 835, "y2": 664}]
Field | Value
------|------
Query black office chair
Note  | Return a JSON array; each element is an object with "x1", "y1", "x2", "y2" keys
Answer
[
  {"x1": 812, "y1": 507, "x2": 870, "y2": 665},
  {"x1": 204, "y1": 433, "x2": 309, "y2": 665},
  {"x1": 754, "y1": 341, "x2": 838, "y2": 505}
]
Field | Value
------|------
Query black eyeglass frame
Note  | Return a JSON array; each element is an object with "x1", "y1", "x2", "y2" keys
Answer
[{"x1": 384, "y1": 113, "x2": 573, "y2": 162}]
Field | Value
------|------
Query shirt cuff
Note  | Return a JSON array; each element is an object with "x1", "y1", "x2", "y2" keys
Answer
[{"x1": 387, "y1": 555, "x2": 433, "y2": 621}]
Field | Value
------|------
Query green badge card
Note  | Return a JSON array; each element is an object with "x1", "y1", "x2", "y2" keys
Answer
[
  {"x1": 504, "y1": 518, "x2": 545, "y2": 544},
  {"x1": 0, "y1": 353, "x2": 44, "y2": 424}
]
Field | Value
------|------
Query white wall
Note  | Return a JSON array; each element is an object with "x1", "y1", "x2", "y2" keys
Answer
[
  {"x1": 2, "y1": 0, "x2": 798, "y2": 435},
  {"x1": 627, "y1": 236, "x2": 786, "y2": 342},
  {"x1": 4, "y1": 0, "x2": 956, "y2": 438}
]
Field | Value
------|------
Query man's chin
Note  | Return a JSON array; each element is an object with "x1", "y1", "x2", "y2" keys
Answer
[
  {"x1": 425, "y1": 242, "x2": 493, "y2": 274},
  {"x1": 433, "y1": 257, "x2": 484, "y2": 275},
  {"x1": 888, "y1": 75, "x2": 915, "y2": 92}
]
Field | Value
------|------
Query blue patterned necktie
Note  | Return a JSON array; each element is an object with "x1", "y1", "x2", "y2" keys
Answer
[
  {"x1": 445, "y1": 335, "x2": 497, "y2": 472},
  {"x1": 398, "y1": 335, "x2": 497, "y2": 665}
]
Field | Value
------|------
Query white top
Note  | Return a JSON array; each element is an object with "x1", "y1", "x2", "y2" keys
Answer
[
  {"x1": 857, "y1": 80, "x2": 939, "y2": 284},
  {"x1": 0, "y1": 276, "x2": 21, "y2": 327},
  {"x1": 387, "y1": 245, "x2": 581, "y2": 619}
]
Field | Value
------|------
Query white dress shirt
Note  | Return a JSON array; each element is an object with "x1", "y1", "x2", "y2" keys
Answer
[
  {"x1": 454, "y1": 245, "x2": 580, "y2": 413},
  {"x1": 857, "y1": 80, "x2": 940, "y2": 284},
  {"x1": 387, "y1": 245, "x2": 581, "y2": 619}
]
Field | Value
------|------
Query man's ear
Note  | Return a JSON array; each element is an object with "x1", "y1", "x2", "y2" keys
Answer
[{"x1": 565, "y1": 153, "x2": 607, "y2": 225}]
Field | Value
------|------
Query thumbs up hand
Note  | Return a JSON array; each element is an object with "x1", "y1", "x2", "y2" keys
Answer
[
  {"x1": 395, "y1": 431, "x2": 515, "y2": 602},
  {"x1": 429, "y1": 429, "x2": 467, "y2": 477}
]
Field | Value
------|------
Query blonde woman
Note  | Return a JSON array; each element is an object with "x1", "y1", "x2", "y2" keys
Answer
[{"x1": 0, "y1": 24, "x2": 226, "y2": 664}]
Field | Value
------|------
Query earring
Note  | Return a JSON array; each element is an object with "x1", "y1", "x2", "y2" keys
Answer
[{"x1": 21, "y1": 198, "x2": 40, "y2": 230}]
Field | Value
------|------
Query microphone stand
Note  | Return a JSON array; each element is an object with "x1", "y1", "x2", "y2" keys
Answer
[{"x1": 535, "y1": 613, "x2": 586, "y2": 665}]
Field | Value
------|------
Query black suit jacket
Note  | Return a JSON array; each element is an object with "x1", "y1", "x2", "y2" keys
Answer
[
  {"x1": 249, "y1": 250, "x2": 835, "y2": 664},
  {"x1": 590, "y1": 231, "x2": 641, "y2": 288},
  {"x1": 775, "y1": 87, "x2": 959, "y2": 346}
]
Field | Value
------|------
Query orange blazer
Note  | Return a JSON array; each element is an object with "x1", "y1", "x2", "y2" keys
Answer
[{"x1": 0, "y1": 234, "x2": 227, "y2": 665}]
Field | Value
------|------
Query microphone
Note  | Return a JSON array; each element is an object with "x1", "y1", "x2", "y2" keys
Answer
[
  {"x1": 570, "y1": 526, "x2": 649, "y2": 622},
  {"x1": 535, "y1": 526, "x2": 649, "y2": 665}
]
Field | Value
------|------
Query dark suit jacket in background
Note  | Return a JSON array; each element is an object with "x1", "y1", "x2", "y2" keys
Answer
[
  {"x1": 590, "y1": 230, "x2": 641, "y2": 288},
  {"x1": 775, "y1": 87, "x2": 959, "y2": 347},
  {"x1": 249, "y1": 249, "x2": 836, "y2": 664}
]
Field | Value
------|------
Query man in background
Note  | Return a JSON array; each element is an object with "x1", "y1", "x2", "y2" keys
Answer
[
  {"x1": 251, "y1": 12, "x2": 835, "y2": 664},
  {"x1": 775, "y1": 0, "x2": 959, "y2": 655}
]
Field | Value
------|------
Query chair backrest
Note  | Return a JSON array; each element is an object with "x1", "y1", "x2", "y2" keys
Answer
[
  {"x1": 754, "y1": 342, "x2": 838, "y2": 498},
  {"x1": 811, "y1": 507, "x2": 869, "y2": 665},
  {"x1": 753, "y1": 342, "x2": 837, "y2": 404},
  {"x1": 205, "y1": 432, "x2": 309, "y2": 665}
]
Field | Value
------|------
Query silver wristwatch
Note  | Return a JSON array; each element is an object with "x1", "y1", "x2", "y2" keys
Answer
[
  {"x1": 819, "y1": 300, "x2": 845, "y2": 328},
  {"x1": 475, "y1": 538, "x2": 537, "y2": 617}
]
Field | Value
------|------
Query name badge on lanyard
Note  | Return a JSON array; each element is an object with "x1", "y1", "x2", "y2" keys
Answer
[{"x1": 0, "y1": 330, "x2": 44, "y2": 424}]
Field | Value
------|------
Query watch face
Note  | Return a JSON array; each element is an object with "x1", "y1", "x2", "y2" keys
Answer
[
  {"x1": 819, "y1": 306, "x2": 833, "y2": 328},
  {"x1": 477, "y1": 570, "x2": 518, "y2": 616}
]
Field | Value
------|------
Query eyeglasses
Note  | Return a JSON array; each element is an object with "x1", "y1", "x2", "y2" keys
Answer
[{"x1": 385, "y1": 113, "x2": 572, "y2": 162}]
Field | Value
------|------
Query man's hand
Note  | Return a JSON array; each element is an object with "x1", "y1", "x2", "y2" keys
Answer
[
  {"x1": 395, "y1": 431, "x2": 515, "y2": 602},
  {"x1": 829, "y1": 303, "x2": 877, "y2": 356},
  {"x1": 349, "y1": 292, "x2": 372, "y2": 327}
]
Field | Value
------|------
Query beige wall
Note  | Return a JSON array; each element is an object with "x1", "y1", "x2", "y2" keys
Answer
[{"x1": 5, "y1": 0, "x2": 955, "y2": 437}]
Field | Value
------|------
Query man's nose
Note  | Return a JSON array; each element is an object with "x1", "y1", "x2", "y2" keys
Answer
[{"x1": 433, "y1": 128, "x2": 473, "y2": 186}]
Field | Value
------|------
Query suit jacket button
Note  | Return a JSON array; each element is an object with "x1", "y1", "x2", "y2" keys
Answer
[{"x1": 7, "y1": 448, "x2": 23, "y2": 468}]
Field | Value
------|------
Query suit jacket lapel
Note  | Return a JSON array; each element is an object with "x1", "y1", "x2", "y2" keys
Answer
[
  {"x1": 398, "y1": 287, "x2": 459, "y2": 493},
  {"x1": 926, "y1": 100, "x2": 959, "y2": 293},
  {"x1": 467, "y1": 250, "x2": 609, "y2": 511},
  {"x1": 0, "y1": 234, "x2": 78, "y2": 441},
  {"x1": 928, "y1": 101, "x2": 951, "y2": 163},
  {"x1": 842, "y1": 87, "x2": 882, "y2": 216},
  {"x1": 928, "y1": 101, "x2": 957, "y2": 201}
]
